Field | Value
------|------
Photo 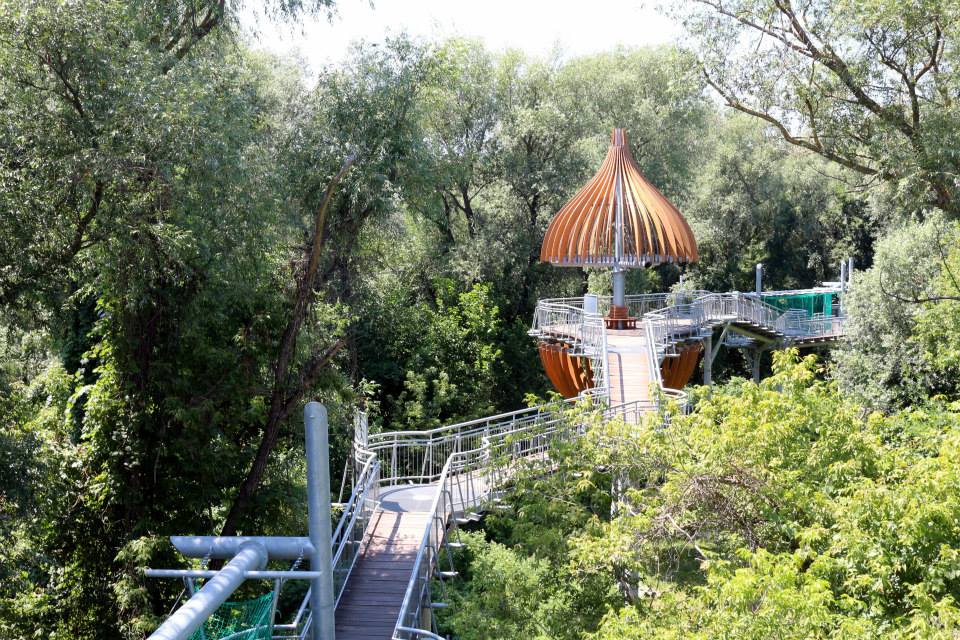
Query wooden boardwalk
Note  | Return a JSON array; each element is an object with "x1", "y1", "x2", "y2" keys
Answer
[
  {"x1": 606, "y1": 330, "x2": 653, "y2": 406},
  {"x1": 335, "y1": 510, "x2": 430, "y2": 640}
]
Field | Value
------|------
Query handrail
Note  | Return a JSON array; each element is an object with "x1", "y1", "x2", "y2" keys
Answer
[
  {"x1": 385, "y1": 400, "x2": 646, "y2": 640},
  {"x1": 330, "y1": 454, "x2": 380, "y2": 605},
  {"x1": 641, "y1": 291, "x2": 846, "y2": 360},
  {"x1": 533, "y1": 288, "x2": 845, "y2": 415},
  {"x1": 283, "y1": 450, "x2": 381, "y2": 639}
]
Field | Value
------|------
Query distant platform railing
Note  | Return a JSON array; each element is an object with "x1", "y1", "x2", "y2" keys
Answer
[{"x1": 533, "y1": 288, "x2": 847, "y2": 408}]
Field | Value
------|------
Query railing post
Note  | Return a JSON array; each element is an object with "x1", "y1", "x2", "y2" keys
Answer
[{"x1": 305, "y1": 402, "x2": 336, "y2": 640}]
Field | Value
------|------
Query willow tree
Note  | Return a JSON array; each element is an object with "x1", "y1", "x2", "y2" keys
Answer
[{"x1": 675, "y1": 0, "x2": 960, "y2": 217}]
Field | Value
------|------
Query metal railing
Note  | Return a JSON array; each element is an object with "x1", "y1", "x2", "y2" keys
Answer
[
  {"x1": 530, "y1": 300, "x2": 610, "y2": 394},
  {"x1": 279, "y1": 432, "x2": 381, "y2": 639},
  {"x1": 385, "y1": 400, "x2": 647, "y2": 640},
  {"x1": 362, "y1": 401, "x2": 589, "y2": 487},
  {"x1": 641, "y1": 291, "x2": 846, "y2": 358},
  {"x1": 532, "y1": 289, "x2": 846, "y2": 412}
]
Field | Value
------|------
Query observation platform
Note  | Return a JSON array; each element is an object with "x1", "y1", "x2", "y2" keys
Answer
[{"x1": 531, "y1": 289, "x2": 846, "y2": 405}]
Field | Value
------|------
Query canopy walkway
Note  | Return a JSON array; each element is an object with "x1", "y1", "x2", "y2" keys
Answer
[
  {"x1": 531, "y1": 288, "x2": 845, "y2": 404},
  {"x1": 147, "y1": 286, "x2": 846, "y2": 640}
]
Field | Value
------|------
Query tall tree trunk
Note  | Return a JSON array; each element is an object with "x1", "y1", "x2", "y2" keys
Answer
[{"x1": 218, "y1": 156, "x2": 355, "y2": 538}]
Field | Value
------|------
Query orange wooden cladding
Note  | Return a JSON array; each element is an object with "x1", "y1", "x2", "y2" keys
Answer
[
  {"x1": 660, "y1": 342, "x2": 703, "y2": 390},
  {"x1": 538, "y1": 341, "x2": 593, "y2": 398},
  {"x1": 539, "y1": 339, "x2": 703, "y2": 397},
  {"x1": 541, "y1": 128, "x2": 697, "y2": 267}
]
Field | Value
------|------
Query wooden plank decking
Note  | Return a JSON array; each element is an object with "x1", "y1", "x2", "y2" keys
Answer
[
  {"x1": 606, "y1": 331, "x2": 653, "y2": 406},
  {"x1": 335, "y1": 510, "x2": 430, "y2": 640}
]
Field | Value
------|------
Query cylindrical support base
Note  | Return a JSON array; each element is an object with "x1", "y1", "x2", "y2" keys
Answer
[
  {"x1": 305, "y1": 402, "x2": 336, "y2": 640},
  {"x1": 612, "y1": 269, "x2": 626, "y2": 309}
]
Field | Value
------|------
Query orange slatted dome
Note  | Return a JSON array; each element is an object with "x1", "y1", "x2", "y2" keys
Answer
[{"x1": 541, "y1": 128, "x2": 697, "y2": 267}]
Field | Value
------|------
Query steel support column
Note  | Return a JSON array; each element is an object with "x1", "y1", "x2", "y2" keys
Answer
[
  {"x1": 702, "y1": 335, "x2": 713, "y2": 386},
  {"x1": 305, "y1": 402, "x2": 336, "y2": 640},
  {"x1": 750, "y1": 349, "x2": 761, "y2": 383}
]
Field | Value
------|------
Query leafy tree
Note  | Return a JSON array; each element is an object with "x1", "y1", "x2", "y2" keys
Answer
[
  {"x1": 684, "y1": 114, "x2": 875, "y2": 293},
  {"x1": 674, "y1": 0, "x2": 960, "y2": 217},
  {"x1": 447, "y1": 353, "x2": 960, "y2": 639},
  {"x1": 834, "y1": 215, "x2": 960, "y2": 411},
  {"x1": 355, "y1": 281, "x2": 507, "y2": 430}
]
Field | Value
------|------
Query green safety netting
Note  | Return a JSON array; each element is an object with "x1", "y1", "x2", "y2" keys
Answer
[
  {"x1": 762, "y1": 292, "x2": 834, "y2": 318},
  {"x1": 188, "y1": 592, "x2": 274, "y2": 640}
]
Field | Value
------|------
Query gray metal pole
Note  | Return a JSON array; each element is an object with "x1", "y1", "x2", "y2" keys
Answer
[
  {"x1": 755, "y1": 263, "x2": 763, "y2": 296},
  {"x1": 305, "y1": 402, "x2": 336, "y2": 640},
  {"x1": 612, "y1": 154, "x2": 626, "y2": 310},
  {"x1": 847, "y1": 257, "x2": 855, "y2": 287},
  {"x1": 148, "y1": 541, "x2": 268, "y2": 640},
  {"x1": 702, "y1": 335, "x2": 713, "y2": 386},
  {"x1": 583, "y1": 293, "x2": 598, "y2": 315}
]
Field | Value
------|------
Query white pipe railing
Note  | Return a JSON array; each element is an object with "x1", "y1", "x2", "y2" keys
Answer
[
  {"x1": 386, "y1": 400, "x2": 645, "y2": 640},
  {"x1": 149, "y1": 542, "x2": 268, "y2": 640}
]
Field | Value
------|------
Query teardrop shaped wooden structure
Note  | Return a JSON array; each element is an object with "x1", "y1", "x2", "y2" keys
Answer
[
  {"x1": 541, "y1": 128, "x2": 697, "y2": 267},
  {"x1": 660, "y1": 342, "x2": 703, "y2": 390},
  {"x1": 538, "y1": 341, "x2": 594, "y2": 398}
]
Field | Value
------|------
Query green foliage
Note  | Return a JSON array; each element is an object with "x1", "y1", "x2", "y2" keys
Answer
[
  {"x1": 673, "y1": 0, "x2": 960, "y2": 217},
  {"x1": 914, "y1": 243, "x2": 960, "y2": 393},
  {"x1": 834, "y1": 216, "x2": 960, "y2": 410},
  {"x1": 357, "y1": 282, "x2": 506, "y2": 429},
  {"x1": 447, "y1": 353, "x2": 960, "y2": 639},
  {"x1": 684, "y1": 114, "x2": 879, "y2": 292},
  {"x1": 3, "y1": 0, "x2": 959, "y2": 637}
]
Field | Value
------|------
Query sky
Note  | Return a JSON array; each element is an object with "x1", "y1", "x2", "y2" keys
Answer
[{"x1": 241, "y1": 0, "x2": 682, "y2": 72}]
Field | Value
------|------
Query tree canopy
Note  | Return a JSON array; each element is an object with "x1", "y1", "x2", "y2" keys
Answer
[{"x1": 2, "y1": 0, "x2": 960, "y2": 638}]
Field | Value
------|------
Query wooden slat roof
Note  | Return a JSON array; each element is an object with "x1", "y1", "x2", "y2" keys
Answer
[{"x1": 541, "y1": 128, "x2": 697, "y2": 267}]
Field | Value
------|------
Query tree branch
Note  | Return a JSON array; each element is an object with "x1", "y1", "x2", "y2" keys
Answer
[
  {"x1": 702, "y1": 69, "x2": 879, "y2": 176},
  {"x1": 218, "y1": 155, "x2": 356, "y2": 538}
]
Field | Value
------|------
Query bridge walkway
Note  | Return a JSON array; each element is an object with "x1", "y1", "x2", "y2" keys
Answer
[
  {"x1": 606, "y1": 330, "x2": 654, "y2": 406},
  {"x1": 335, "y1": 485, "x2": 437, "y2": 640}
]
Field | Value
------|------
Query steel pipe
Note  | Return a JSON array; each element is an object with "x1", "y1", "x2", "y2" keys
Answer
[
  {"x1": 145, "y1": 569, "x2": 321, "y2": 580},
  {"x1": 305, "y1": 402, "x2": 336, "y2": 640},
  {"x1": 148, "y1": 541, "x2": 267, "y2": 640},
  {"x1": 171, "y1": 536, "x2": 314, "y2": 560}
]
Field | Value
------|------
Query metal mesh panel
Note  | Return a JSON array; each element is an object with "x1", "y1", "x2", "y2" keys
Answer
[
  {"x1": 187, "y1": 592, "x2": 273, "y2": 640},
  {"x1": 762, "y1": 292, "x2": 833, "y2": 318}
]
